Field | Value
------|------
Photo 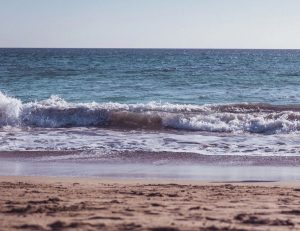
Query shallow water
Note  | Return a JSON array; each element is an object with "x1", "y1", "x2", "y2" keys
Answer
[{"x1": 1, "y1": 159, "x2": 300, "y2": 181}]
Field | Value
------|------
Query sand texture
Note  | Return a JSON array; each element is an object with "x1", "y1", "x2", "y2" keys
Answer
[{"x1": 0, "y1": 177, "x2": 300, "y2": 231}]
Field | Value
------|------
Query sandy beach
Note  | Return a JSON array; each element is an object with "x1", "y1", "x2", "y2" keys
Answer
[
  {"x1": 2, "y1": 2, "x2": 300, "y2": 230},
  {"x1": 2, "y1": 42, "x2": 300, "y2": 231},
  {"x1": 1, "y1": 176, "x2": 300, "y2": 231}
]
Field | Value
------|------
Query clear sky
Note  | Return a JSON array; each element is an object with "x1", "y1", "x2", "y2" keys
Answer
[{"x1": 1, "y1": 0, "x2": 300, "y2": 49}]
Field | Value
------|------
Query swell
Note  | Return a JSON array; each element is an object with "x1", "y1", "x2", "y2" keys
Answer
[{"x1": 1, "y1": 92, "x2": 300, "y2": 134}]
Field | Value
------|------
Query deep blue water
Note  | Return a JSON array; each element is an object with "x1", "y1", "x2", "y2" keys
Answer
[{"x1": 1, "y1": 48, "x2": 300, "y2": 104}]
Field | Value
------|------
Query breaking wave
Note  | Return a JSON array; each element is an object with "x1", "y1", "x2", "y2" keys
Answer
[{"x1": 1, "y1": 91, "x2": 300, "y2": 134}]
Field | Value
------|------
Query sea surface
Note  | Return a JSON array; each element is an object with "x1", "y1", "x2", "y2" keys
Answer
[{"x1": 1, "y1": 48, "x2": 300, "y2": 158}]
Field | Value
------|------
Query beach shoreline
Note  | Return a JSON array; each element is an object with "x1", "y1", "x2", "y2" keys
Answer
[
  {"x1": 1, "y1": 176, "x2": 300, "y2": 231},
  {"x1": 1, "y1": 151, "x2": 300, "y2": 182},
  {"x1": 2, "y1": 150, "x2": 300, "y2": 166}
]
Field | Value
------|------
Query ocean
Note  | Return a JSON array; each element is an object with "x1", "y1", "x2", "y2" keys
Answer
[
  {"x1": 1, "y1": 48, "x2": 300, "y2": 155},
  {"x1": 1, "y1": 48, "x2": 300, "y2": 179}
]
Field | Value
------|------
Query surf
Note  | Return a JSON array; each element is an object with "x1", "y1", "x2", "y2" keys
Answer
[{"x1": 1, "y1": 92, "x2": 300, "y2": 134}]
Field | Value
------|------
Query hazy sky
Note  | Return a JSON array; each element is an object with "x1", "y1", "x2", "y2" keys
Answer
[{"x1": 1, "y1": 0, "x2": 300, "y2": 48}]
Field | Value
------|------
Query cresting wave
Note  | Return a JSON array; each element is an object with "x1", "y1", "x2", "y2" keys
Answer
[{"x1": 1, "y1": 92, "x2": 300, "y2": 134}]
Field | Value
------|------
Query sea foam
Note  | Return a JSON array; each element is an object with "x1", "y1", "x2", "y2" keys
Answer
[
  {"x1": 0, "y1": 92, "x2": 22, "y2": 126},
  {"x1": 1, "y1": 92, "x2": 300, "y2": 134}
]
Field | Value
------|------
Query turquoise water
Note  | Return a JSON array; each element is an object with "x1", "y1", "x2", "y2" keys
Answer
[{"x1": 1, "y1": 49, "x2": 300, "y2": 156}]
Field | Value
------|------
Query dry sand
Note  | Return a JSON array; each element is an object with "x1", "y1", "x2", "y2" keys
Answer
[{"x1": 1, "y1": 176, "x2": 300, "y2": 231}]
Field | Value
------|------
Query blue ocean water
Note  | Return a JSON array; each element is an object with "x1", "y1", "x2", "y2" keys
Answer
[
  {"x1": 0, "y1": 48, "x2": 300, "y2": 156},
  {"x1": 1, "y1": 48, "x2": 300, "y2": 104}
]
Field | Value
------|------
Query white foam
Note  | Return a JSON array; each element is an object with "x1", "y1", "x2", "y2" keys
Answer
[
  {"x1": 1, "y1": 91, "x2": 300, "y2": 134},
  {"x1": 0, "y1": 92, "x2": 22, "y2": 126},
  {"x1": 163, "y1": 112, "x2": 300, "y2": 134},
  {"x1": 0, "y1": 127, "x2": 299, "y2": 156}
]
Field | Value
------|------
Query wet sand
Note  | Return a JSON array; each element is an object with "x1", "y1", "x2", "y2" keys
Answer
[
  {"x1": 1, "y1": 176, "x2": 300, "y2": 231},
  {"x1": 2, "y1": 150, "x2": 300, "y2": 166},
  {"x1": 1, "y1": 151, "x2": 300, "y2": 181}
]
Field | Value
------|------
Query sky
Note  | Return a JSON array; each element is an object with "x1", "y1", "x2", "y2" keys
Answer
[{"x1": 1, "y1": 0, "x2": 300, "y2": 49}]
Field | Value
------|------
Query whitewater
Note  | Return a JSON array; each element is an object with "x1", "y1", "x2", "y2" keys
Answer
[
  {"x1": 0, "y1": 92, "x2": 299, "y2": 156},
  {"x1": 1, "y1": 92, "x2": 300, "y2": 134}
]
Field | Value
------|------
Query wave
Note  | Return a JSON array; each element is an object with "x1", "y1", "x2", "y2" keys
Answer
[{"x1": 1, "y1": 92, "x2": 300, "y2": 134}]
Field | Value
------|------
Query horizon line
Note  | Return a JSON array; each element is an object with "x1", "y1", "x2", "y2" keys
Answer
[{"x1": 1, "y1": 47, "x2": 300, "y2": 50}]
